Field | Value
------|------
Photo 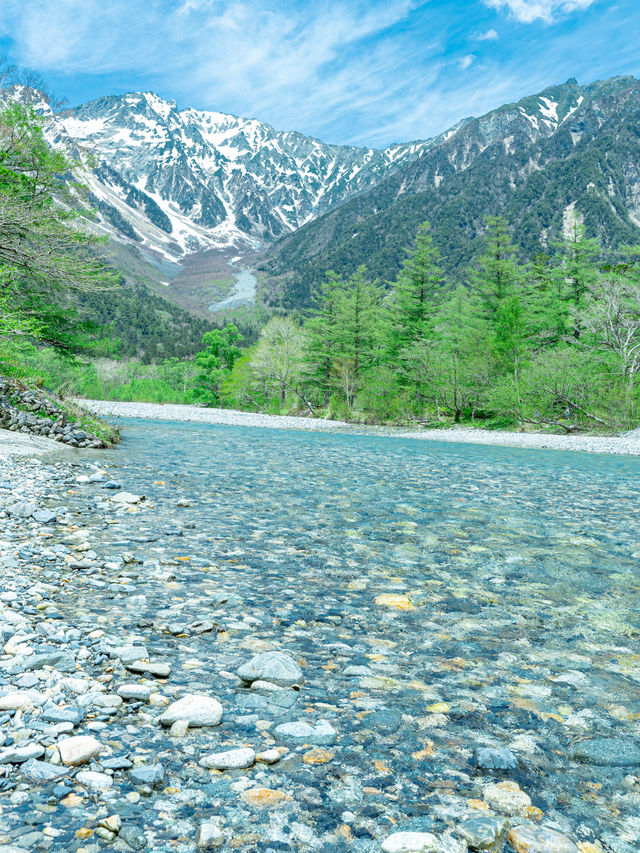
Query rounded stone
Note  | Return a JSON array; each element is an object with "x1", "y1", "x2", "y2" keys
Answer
[
  {"x1": 381, "y1": 831, "x2": 439, "y2": 852},
  {"x1": 200, "y1": 747, "x2": 256, "y2": 770},
  {"x1": 196, "y1": 822, "x2": 224, "y2": 849},
  {"x1": 159, "y1": 694, "x2": 223, "y2": 727},
  {"x1": 569, "y1": 737, "x2": 640, "y2": 767},
  {"x1": 236, "y1": 652, "x2": 303, "y2": 686},
  {"x1": 508, "y1": 824, "x2": 579, "y2": 853},
  {"x1": 58, "y1": 735, "x2": 102, "y2": 766},
  {"x1": 76, "y1": 770, "x2": 113, "y2": 791},
  {"x1": 273, "y1": 720, "x2": 337, "y2": 746},
  {"x1": 483, "y1": 781, "x2": 532, "y2": 815}
]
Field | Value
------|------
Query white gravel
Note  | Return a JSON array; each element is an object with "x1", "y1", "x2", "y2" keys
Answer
[
  {"x1": 0, "y1": 430, "x2": 72, "y2": 459},
  {"x1": 77, "y1": 399, "x2": 640, "y2": 456}
]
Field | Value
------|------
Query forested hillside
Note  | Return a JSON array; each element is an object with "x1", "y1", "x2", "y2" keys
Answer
[{"x1": 260, "y1": 76, "x2": 640, "y2": 309}]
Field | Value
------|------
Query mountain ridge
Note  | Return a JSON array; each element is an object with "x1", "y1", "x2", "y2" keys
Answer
[{"x1": 259, "y1": 74, "x2": 640, "y2": 307}]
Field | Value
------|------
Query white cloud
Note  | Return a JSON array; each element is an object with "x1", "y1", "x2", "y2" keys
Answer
[
  {"x1": 484, "y1": 0, "x2": 595, "y2": 24},
  {"x1": 459, "y1": 54, "x2": 476, "y2": 70},
  {"x1": 476, "y1": 28, "x2": 499, "y2": 40}
]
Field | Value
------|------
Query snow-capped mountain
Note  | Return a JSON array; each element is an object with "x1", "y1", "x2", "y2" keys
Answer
[
  {"x1": 261, "y1": 75, "x2": 640, "y2": 307},
  {"x1": 46, "y1": 91, "x2": 436, "y2": 262}
]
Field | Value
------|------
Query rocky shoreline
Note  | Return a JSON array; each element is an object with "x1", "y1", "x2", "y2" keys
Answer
[
  {"x1": 76, "y1": 399, "x2": 640, "y2": 456},
  {"x1": 0, "y1": 380, "x2": 118, "y2": 449}
]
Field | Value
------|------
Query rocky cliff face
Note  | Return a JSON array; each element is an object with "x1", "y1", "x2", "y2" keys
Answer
[{"x1": 48, "y1": 92, "x2": 436, "y2": 261}]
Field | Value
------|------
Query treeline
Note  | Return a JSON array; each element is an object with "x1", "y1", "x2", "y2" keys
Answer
[
  {"x1": 41, "y1": 214, "x2": 638, "y2": 433},
  {"x1": 215, "y1": 216, "x2": 640, "y2": 431},
  {"x1": 2, "y1": 88, "x2": 638, "y2": 433}
]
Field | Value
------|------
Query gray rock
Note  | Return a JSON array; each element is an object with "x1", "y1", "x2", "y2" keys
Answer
[
  {"x1": 33, "y1": 509, "x2": 57, "y2": 524},
  {"x1": 237, "y1": 651, "x2": 303, "y2": 686},
  {"x1": 129, "y1": 763, "x2": 165, "y2": 787},
  {"x1": 119, "y1": 826, "x2": 148, "y2": 850},
  {"x1": 117, "y1": 684, "x2": 151, "y2": 701},
  {"x1": 111, "y1": 644, "x2": 148, "y2": 665},
  {"x1": 475, "y1": 747, "x2": 518, "y2": 771},
  {"x1": 457, "y1": 816, "x2": 509, "y2": 850},
  {"x1": 159, "y1": 694, "x2": 222, "y2": 727},
  {"x1": 200, "y1": 747, "x2": 255, "y2": 770},
  {"x1": 196, "y1": 823, "x2": 224, "y2": 849},
  {"x1": 0, "y1": 743, "x2": 45, "y2": 764},
  {"x1": 8, "y1": 502, "x2": 37, "y2": 518},
  {"x1": 273, "y1": 719, "x2": 337, "y2": 746},
  {"x1": 41, "y1": 706, "x2": 85, "y2": 725},
  {"x1": 569, "y1": 737, "x2": 640, "y2": 767},
  {"x1": 76, "y1": 770, "x2": 113, "y2": 790},
  {"x1": 126, "y1": 660, "x2": 171, "y2": 678},
  {"x1": 21, "y1": 758, "x2": 69, "y2": 781}
]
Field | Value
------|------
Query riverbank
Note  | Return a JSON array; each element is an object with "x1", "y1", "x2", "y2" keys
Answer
[
  {"x1": 0, "y1": 430, "x2": 73, "y2": 459},
  {"x1": 77, "y1": 398, "x2": 640, "y2": 455}
]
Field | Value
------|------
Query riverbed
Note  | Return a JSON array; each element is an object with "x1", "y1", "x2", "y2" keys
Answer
[{"x1": 0, "y1": 418, "x2": 638, "y2": 852}]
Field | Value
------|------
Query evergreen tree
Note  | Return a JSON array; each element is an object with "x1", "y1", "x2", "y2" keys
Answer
[
  {"x1": 304, "y1": 271, "x2": 344, "y2": 406},
  {"x1": 471, "y1": 216, "x2": 522, "y2": 318},
  {"x1": 336, "y1": 266, "x2": 381, "y2": 400},
  {"x1": 552, "y1": 213, "x2": 600, "y2": 339},
  {"x1": 390, "y1": 222, "x2": 444, "y2": 356}
]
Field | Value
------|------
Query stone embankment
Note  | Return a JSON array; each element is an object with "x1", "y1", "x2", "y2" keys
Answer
[{"x1": 0, "y1": 379, "x2": 117, "y2": 448}]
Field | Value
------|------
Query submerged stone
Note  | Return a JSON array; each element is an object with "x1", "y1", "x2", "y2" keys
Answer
[
  {"x1": 237, "y1": 651, "x2": 303, "y2": 686},
  {"x1": 569, "y1": 737, "x2": 640, "y2": 767}
]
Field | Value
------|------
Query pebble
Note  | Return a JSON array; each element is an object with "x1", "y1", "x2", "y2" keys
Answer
[
  {"x1": 125, "y1": 660, "x2": 171, "y2": 678},
  {"x1": 507, "y1": 824, "x2": 579, "y2": 853},
  {"x1": 237, "y1": 651, "x2": 303, "y2": 686},
  {"x1": 273, "y1": 719, "x2": 337, "y2": 746},
  {"x1": 456, "y1": 816, "x2": 509, "y2": 849},
  {"x1": 381, "y1": 831, "x2": 440, "y2": 852},
  {"x1": 483, "y1": 781, "x2": 532, "y2": 815},
  {"x1": 75, "y1": 770, "x2": 113, "y2": 790},
  {"x1": 196, "y1": 823, "x2": 224, "y2": 849}
]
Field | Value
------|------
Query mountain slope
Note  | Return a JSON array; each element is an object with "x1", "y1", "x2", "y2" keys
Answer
[
  {"x1": 49, "y1": 92, "x2": 436, "y2": 263},
  {"x1": 259, "y1": 76, "x2": 640, "y2": 308}
]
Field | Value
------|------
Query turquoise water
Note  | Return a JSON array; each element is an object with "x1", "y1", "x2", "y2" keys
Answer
[{"x1": 82, "y1": 419, "x2": 640, "y2": 849}]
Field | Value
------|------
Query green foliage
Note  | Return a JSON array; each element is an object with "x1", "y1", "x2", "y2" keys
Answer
[
  {"x1": 0, "y1": 102, "x2": 117, "y2": 364},
  {"x1": 194, "y1": 324, "x2": 243, "y2": 405}
]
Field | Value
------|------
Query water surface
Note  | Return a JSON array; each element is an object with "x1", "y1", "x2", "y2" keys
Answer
[{"x1": 79, "y1": 419, "x2": 640, "y2": 849}]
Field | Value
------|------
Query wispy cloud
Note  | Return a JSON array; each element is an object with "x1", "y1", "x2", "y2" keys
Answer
[
  {"x1": 484, "y1": 0, "x2": 596, "y2": 24},
  {"x1": 475, "y1": 27, "x2": 499, "y2": 39},
  {"x1": 0, "y1": 0, "x2": 636, "y2": 146}
]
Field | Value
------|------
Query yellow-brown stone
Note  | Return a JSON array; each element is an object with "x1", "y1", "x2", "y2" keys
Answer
[{"x1": 241, "y1": 787, "x2": 292, "y2": 808}]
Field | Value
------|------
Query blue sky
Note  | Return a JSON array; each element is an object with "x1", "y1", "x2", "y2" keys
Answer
[{"x1": 0, "y1": 0, "x2": 638, "y2": 147}]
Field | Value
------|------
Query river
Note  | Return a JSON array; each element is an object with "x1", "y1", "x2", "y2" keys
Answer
[{"x1": 2, "y1": 418, "x2": 639, "y2": 851}]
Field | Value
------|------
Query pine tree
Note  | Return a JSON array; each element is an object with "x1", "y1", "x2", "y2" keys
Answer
[
  {"x1": 471, "y1": 216, "x2": 522, "y2": 318},
  {"x1": 304, "y1": 271, "x2": 344, "y2": 406},
  {"x1": 552, "y1": 213, "x2": 600, "y2": 339},
  {"x1": 390, "y1": 222, "x2": 444, "y2": 355},
  {"x1": 336, "y1": 266, "x2": 381, "y2": 401}
]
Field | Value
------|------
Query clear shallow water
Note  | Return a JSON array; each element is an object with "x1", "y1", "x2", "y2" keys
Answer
[{"x1": 79, "y1": 420, "x2": 640, "y2": 848}]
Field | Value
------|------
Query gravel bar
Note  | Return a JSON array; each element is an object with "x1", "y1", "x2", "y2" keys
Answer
[{"x1": 77, "y1": 399, "x2": 640, "y2": 455}]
